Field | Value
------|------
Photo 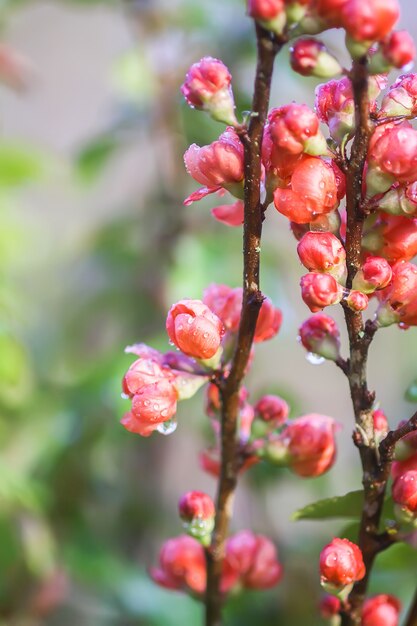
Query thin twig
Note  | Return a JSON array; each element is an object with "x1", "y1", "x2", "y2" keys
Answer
[
  {"x1": 204, "y1": 25, "x2": 283, "y2": 626},
  {"x1": 379, "y1": 411, "x2": 417, "y2": 464}
]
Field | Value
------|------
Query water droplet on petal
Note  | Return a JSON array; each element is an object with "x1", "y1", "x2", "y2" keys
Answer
[
  {"x1": 306, "y1": 352, "x2": 325, "y2": 365},
  {"x1": 157, "y1": 418, "x2": 178, "y2": 435}
]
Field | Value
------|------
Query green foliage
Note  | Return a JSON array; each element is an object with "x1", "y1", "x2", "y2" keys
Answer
[{"x1": 292, "y1": 490, "x2": 364, "y2": 521}]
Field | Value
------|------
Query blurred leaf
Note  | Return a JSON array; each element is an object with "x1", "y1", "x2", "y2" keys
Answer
[
  {"x1": 0, "y1": 461, "x2": 45, "y2": 514},
  {"x1": 76, "y1": 135, "x2": 119, "y2": 182},
  {"x1": 111, "y1": 49, "x2": 156, "y2": 105},
  {"x1": 405, "y1": 378, "x2": 417, "y2": 403},
  {"x1": 0, "y1": 331, "x2": 33, "y2": 407},
  {"x1": 20, "y1": 515, "x2": 56, "y2": 576},
  {"x1": 0, "y1": 144, "x2": 44, "y2": 188},
  {"x1": 292, "y1": 490, "x2": 364, "y2": 521}
]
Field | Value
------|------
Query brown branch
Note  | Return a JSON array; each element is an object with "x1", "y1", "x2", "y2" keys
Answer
[
  {"x1": 405, "y1": 587, "x2": 417, "y2": 626},
  {"x1": 339, "y1": 57, "x2": 388, "y2": 626},
  {"x1": 379, "y1": 411, "x2": 417, "y2": 465},
  {"x1": 204, "y1": 25, "x2": 283, "y2": 626}
]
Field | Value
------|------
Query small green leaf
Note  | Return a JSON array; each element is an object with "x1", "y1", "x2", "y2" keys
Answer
[
  {"x1": 0, "y1": 144, "x2": 44, "y2": 188},
  {"x1": 292, "y1": 490, "x2": 364, "y2": 521}
]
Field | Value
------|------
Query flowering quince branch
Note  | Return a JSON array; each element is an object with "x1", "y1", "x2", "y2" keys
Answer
[
  {"x1": 205, "y1": 24, "x2": 284, "y2": 626},
  {"x1": 118, "y1": 0, "x2": 417, "y2": 625}
]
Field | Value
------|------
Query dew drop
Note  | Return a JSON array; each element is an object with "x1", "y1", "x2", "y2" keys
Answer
[
  {"x1": 203, "y1": 332, "x2": 209, "y2": 338},
  {"x1": 153, "y1": 404, "x2": 159, "y2": 410},
  {"x1": 144, "y1": 400, "x2": 151, "y2": 406},
  {"x1": 121, "y1": 393, "x2": 129, "y2": 400},
  {"x1": 157, "y1": 418, "x2": 178, "y2": 435},
  {"x1": 306, "y1": 352, "x2": 325, "y2": 365}
]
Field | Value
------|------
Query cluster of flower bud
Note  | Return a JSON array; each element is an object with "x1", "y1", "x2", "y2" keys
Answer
[
  {"x1": 150, "y1": 527, "x2": 282, "y2": 597},
  {"x1": 120, "y1": 286, "x2": 281, "y2": 437}
]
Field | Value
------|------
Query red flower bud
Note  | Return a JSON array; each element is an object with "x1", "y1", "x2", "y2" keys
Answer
[
  {"x1": 184, "y1": 128, "x2": 244, "y2": 205},
  {"x1": 254, "y1": 297, "x2": 282, "y2": 342},
  {"x1": 299, "y1": 313, "x2": 341, "y2": 361},
  {"x1": 392, "y1": 453, "x2": 417, "y2": 481},
  {"x1": 268, "y1": 104, "x2": 327, "y2": 156},
  {"x1": 297, "y1": 231, "x2": 346, "y2": 274},
  {"x1": 381, "y1": 74, "x2": 417, "y2": 117},
  {"x1": 300, "y1": 272, "x2": 344, "y2": 312},
  {"x1": 376, "y1": 261, "x2": 417, "y2": 326},
  {"x1": 381, "y1": 31, "x2": 415, "y2": 70},
  {"x1": 362, "y1": 594, "x2": 401, "y2": 626},
  {"x1": 225, "y1": 531, "x2": 283, "y2": 590},
  {"x1": 179, "y1": 491, "x2": 215, "y2": 522},
  {"x1": 392, "y1": 470, "x2": 417, "y2": 513},
  {"x1": 341, "y1": 0, "x2": 399, "y2": 43},
  {"x1": 181, "y1": 57, "x2": 237, "y2": 125},
  {"x1": 282, "y1": 413, "x2": 338, "y2": 477},
  {"x1": 254, "y1": 394, "x2": 289, "y2": 426},
  {"x1": 122, "y1": 378, "x2": 178, "y2": 437},
  {"x1": 166, "y1": 299, "x2": 224, "y2": 360},
  {"x1": 353, "y1": 256, "x2": 392, "y2": 293},
  {"x1": 122, "y1": 358, "x2": 171, "y2": 398},
  {"x1": 320, "y1": 538, "x2": 365, "y2": 591},
  {"x1": 367, "y1": 122, "x2": 417, "y2": 195},
  {"x1": 248, "y1": 0, "x2": 284, "y2": 20},
  {"x1": 203, "y1": 284, "x2": 242, "y2": 332},
  {"x1": 320, "y1": 594, "x2": 341, "y2": 619},
  {"x1": 150, "y1": 535, "x2": 207, "y2": 594},
  {"x1": 211, "y1": 200, "x2": 244, "y2": 227},
  {"x1": 290, "y1": 38, "x2": 342, "y2": 78},
  {"x1": 274, "y1": 157, "x2": 339, "y2": 224},
  {"x1": 345, "y1": 290, "x2": 369, "y2": 312}
]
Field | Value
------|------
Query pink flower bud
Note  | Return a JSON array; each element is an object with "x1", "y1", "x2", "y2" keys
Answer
[
  {"x1": 166, "y1": 299, "x2": 224, "y2": 360},
  {"x1": 122, "y1": 358, "x2": 171, "y2": 397},
  {"x1": 203, "y1": 284, "x2": 242, "y2": 332},
  {"x1": 316, "y1": 76, "x2": 385, "y2": 143},
  {"x1": 300, "y1": 272, "x2": 344, "y2": 312},
  {"x1": 268, "y1": 104, "x2": 327, "y2": 156},
  {"x1": 254, "y1": 395, "x2": 289, "y2": 426},
  {"x1": 320, "y1": 594, "x2": 341, "y2": 619},
  {"x1": 297, "y1": 231, "x2": 346, "y2": 275},
  {"x1": 181, "y1": 57, "x2": 237, "y2": 125},
  {"x1": 382, "y1": 31, "x2": 415, "y2": 70},
  {"x1": 211, "y1": 200, "x2": 244, "y2": 226},
  {"x1": 254, "y1": 297, "x2": 282, "y2": 342},
  {"x1": 381, "y1": 74, "x2": 417, "y2": 117},
  {"x1": 362, "y1": 595, "x2": 401, "y2": 626},
  {"x1": 225, "y1": 531, "x2": 283, "y2": 590},
  {"x1": 373, "y1": 409, "x2": 389, "y2": 436},
  {"x1": 392, "y1": 470, "x2": 417, "y2": 514},
  {"x1": 345, "y1": 290, "x2": 369, "y2": 312},
  {"x1": 392, "y1": 453, "x2": 417, "y2": 481},
  {"x1": 184, "y1": 128, "x2": 244, "y2": 204},
  {"x1": 320, "y1": 538, "x2": 365, "y2": 592},
  {"x1": 290, "y1": 38, "x2": 342, "y2": 78},
  {"x1": 122, "y1": 378, "x2": 178, "y2": 437},
  {"x1": 150, "y1": 535, "x2": 206, "y2": 594},
  {"x1": 353, "y1": 257, "x2": 392, "y2": 293},
  {"x1": 367, "y1": 123, "x2": 417, "y2": 195},
  {"x1": 299, "y1": 313, "x2": 341, "y2": 361},
  {"x1": 282, "y1": 414, "x2": 338, "y2": 477},
  {"x1": 376, "y1": 261, "x2": 417, "y2": 326},
  {"x1": 274, "y1": 157, "x2": 339, "y2": 224},
  {"x1": 179, "y1": 491, "x2": 215, "y2": 522},
  {"x1": 340, "y1": 0, "x2": 399, "y2": 43},
  {"x1": 248, "y1": 0, "x2": 284, "y2": 19}
]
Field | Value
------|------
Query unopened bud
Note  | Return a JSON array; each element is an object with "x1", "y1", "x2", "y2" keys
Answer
[{"x1": 290, "y1": 38, "x2": 342, "y2": 78}]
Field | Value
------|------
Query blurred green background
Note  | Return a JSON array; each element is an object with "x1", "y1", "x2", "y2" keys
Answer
[{"x1": 0, "y1": 0, "x2": 417, "y2": 624}]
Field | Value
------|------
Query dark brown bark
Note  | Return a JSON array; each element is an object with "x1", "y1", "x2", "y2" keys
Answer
[{"x1": 204, "y1": 25, "x2": 283, "y2": 626}]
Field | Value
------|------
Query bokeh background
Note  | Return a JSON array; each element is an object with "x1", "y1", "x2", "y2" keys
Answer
[{"x1": 1, "y1": 0, "x2": 417, "y2": 624}]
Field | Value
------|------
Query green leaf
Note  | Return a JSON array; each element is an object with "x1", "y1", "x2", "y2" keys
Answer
[
  {"x1": 292, "y1": 490, "x2": 364, "y2": 521},
  {"x1": 76, "y1": 135, "x2": 119, "y2": 182},
  {"x1": 0, "y1": 144, "x2": 44, "y2": 188}
]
